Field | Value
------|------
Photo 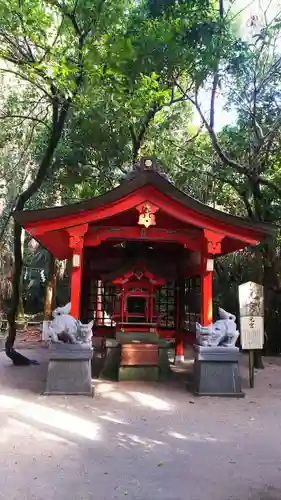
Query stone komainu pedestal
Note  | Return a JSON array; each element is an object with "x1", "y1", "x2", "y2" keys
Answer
[
  {"x1": 44, "y1": 344, "x2": 93, "y2": 396},
  {"x1": 193, "y1": 345, "x2": 244, "y2": 397}
]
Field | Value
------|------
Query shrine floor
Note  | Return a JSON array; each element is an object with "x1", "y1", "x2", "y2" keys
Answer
[{"x1": 1, "y1": 347, "x2": 281, "y2": 500}]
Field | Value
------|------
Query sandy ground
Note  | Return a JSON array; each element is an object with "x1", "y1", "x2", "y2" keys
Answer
[{"x1": 1, "y1": 347, "x2": 281, "y2": 500}]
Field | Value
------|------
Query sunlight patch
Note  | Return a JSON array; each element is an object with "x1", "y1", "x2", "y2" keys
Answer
[
  {"x1": 168, "y1": 430, "x2": 218, "y2": 443},
  {"x1": 0, "y1": 417, "x2": 73, "y2": 444},
  {"x1": 101, "y1": 391, "x2": 130, "y2": 403},
  {"x1": 117, "y1": 431, "x2": 165, "y2": 449},
  {"x1": 168, "y1": 430, "x2": 189, "y2": 440},
  {"x1": 95, "y1": 382, "x2": 115, "y2": 394},
  {"x1": 127, "y1": 391, "x2": 173, "y2": 411},
  {"x1": 0, "y1": 394, "x2": 100, "y2": 441},
  {"x1": 99, "y1": 414, "x2": 128, "y2": 425}
]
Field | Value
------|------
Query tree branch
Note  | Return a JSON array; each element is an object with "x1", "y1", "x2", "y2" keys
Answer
[
  {"x1": 219, "y1": 0, "x2": 224, "y2": 18},
  {"x1": 0, "y1": 31, "x2": 34, "y2": 63},
  {"x1": 175, "y1": 80, "x2": 250, "y2": 177},
  {"x1": 13, "y1": 6, "x2": 35, "y2": 62},
  {"x1": 130, "y1": 102, "x2": 162, "y2": 162},
  {"x1": 162, "y1": 128, "x2": 204, "y2": 156},
  {"x1": 0, "y1": 67, "x2": 52, "y2": 100},
  {"x1": 240, "y1": 191, "x2": 254, "y2": 219},
  {"x1": 0, "y1": 199, "x2": 18, "y2": 241},
  {"x1": 210, "y1": 73, "x2": 219, "y2": 129},
  {"x1": 0, "y1": 113, "x2": 51, "y2": 131},
  {"x1": 49, "y1": 0, "x2": 82, "y2": 36},
  {"x1": 228, "y1": 0, "x2": 256, "y2": 22},
  {"x1": 257, "y1": 175, "x2": 281, "y2": 198}
]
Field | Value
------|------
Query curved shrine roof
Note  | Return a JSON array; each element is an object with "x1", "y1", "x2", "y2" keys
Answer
[{"x1": 13, "y1": 157, "x2": 275, "y2": 238}]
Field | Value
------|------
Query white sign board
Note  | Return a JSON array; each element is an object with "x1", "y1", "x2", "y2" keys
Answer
[
  {"x1": 240, "y1": 316, "x2": 264, "y2": 350},
  {"x1": 239, "y1": 281, "x2": 264, "y2": 318},
  {"x1": 239, "y1": 282, "x2": 264, "y2": 350}
]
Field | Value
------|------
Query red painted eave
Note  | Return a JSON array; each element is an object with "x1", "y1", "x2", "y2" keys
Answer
[{"x1": 13, "y1": 170, "x2": 276, "y2": 258}]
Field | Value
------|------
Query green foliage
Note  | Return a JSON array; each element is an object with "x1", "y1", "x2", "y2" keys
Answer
[{"x1": 2, "y1": 0, "x2": 281, "y2": 352}]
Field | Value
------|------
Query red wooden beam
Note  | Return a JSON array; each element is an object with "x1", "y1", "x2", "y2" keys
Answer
[
  {"x1": 26, "y1": 185, "x2": 261, "y2": 245},
  {"x1": 84, "y1": 226, "x2": 202, "y2": 251},
  {"x1": 145, "y1": 187, "x2": 260, "y2": 245},
  {"x1": 204, "y1": 229, "x2": 224, "y2": 255},
  {"x1": 112, "y1": 272, "x2": 165, "y2": 286},
  {"x1": 27, "y1": 192, "x2": 144, "y2": 234},
  {"x1": 67, "y1": 224, "x2": 88, "y2": 250}
]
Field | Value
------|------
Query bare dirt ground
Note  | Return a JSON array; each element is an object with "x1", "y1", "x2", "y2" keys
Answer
[{"x1": 1, "y1": 346, "x2": 281, "y2": 500}]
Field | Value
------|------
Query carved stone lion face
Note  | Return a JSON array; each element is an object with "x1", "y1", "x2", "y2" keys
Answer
[
  {"x1": 52, "y1": 303, "x2": 72, "y2": 318},
  {"x1": 79, "y1": 321, "x2": 94, "y2": 343}
]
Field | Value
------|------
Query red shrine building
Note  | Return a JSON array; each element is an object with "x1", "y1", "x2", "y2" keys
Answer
[{"x1": 14, "y1": 157, "x2": 274, "y2": 358}]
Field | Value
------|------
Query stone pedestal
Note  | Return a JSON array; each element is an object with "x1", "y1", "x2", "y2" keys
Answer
[
  {"x1": 158, "y1": 342, "x2": 171, "y2": 381},
  {"x1": 100, "y1": 339, "x2": 121, "y2": 380},
  {"x1": 44, "y1": 344, "x2": 93, "y2": 396},
  {"x1": 192, "y1": 345, "x2": 244, "y2": 397},
  {"x1": 0, "y1": 333, "x2": 6, "y2": 351},
  {"x1": 91, "y1": 337, "x2": 106, "y2": 378}
]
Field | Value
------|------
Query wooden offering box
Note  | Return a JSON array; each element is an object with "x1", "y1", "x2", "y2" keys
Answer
[
  {"x1": 119, "y1": 342, "x2": 159, "y2": 381},
  {"x1": 121, "y1": 343, "x2": 158, "y2": 365}
]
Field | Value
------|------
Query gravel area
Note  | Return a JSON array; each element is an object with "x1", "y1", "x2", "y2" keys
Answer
[{"x1": 1, "y1": 347, "x2": 281, "y2": 500}]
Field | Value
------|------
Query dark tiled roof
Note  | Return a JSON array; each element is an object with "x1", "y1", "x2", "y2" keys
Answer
[{"x1": 13, "y1": 157, "x2": 276, "y2": 237}]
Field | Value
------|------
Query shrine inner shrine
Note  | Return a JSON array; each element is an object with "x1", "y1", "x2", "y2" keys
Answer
[{"x1": 13, "y1": 157, "x2": 275, "y2": 360}]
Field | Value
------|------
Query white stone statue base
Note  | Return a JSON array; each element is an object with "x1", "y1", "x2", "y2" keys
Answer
[
  {"x1": 44, "y1": 344, "x2": 94, "y2": 396},
  {"x1": 192, "y1": 345, "x2": 244, "y2": 398}
]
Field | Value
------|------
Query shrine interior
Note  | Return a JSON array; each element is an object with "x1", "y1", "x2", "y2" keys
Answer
[{"x1": 81, "y1": 240, "x2": 201, "y2": 341}]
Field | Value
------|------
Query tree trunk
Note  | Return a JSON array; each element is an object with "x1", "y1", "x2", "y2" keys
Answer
[
  {"x1": 5, "y1": 101, "x2": 71, "y2": 365},
  {"x1": 16, "y1": 294, "x2": 25, "y2": 324},
  {"x1": 263, "y1": 243, "x2": 279, "y2": 354},
  {"x1": 44, "y1": 254, "x2": 59, "y2": 320},
  {"x1": 253, "y1": 250, "x2": 266, "y2": 369},
  {"x1": 254, "y1": 351, "x2": 264, "y2": 369},
  {"x1": 254, "y1": 242, "x2": 276, "y2": 368},
  {"x1": 219, "y1": 0, "x2": 224, "y2": 17},
  {"x1": 130, "y1": 103, "x2": 160, "y2": 162},
  {"x1": 16, "y1": 229, "x2": 26, "y2": 325},
  {"x1": 4, "y1": 223, "x2": 35, "y2": 365},
  {"x1": 6, "y1": 222, "x2": 22, "y2": 349}
]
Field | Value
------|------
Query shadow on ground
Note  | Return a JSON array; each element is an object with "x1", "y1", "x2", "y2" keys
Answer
[{"x1": 1, "y1": 348, "x2": 281, "y2": 499}]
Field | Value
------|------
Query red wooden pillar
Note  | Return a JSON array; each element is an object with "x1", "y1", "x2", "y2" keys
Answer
[
  {"x1": 150, "y1": 293, "x2": 153, "y2": 323},
  {"x1": 67, "y1": 224, "x2": 88, "y2": 319},
  {"x1": 121, "y1": 290, "x2": 125, "y2": 325},
  {"x1": 175, "y1": 335, "x2": 184, "y2": 363},
  {"x1": 176, "y1": 283, "x2": 180, "y2": 330},
  {"x1": 201, "y1": 269, "x2": 213, "y2": 326},
  {"x1": 201, "y1": 229, "x2": 224, "y2": 326}
]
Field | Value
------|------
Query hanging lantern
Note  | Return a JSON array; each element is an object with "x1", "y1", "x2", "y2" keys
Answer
[{"x1": 72, "y1": 254, "x2": 80, "y2": 268}]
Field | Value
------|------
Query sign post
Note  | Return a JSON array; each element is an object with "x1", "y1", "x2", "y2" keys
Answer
[
  {"x1": 238, "y1": 282, "x2": 264, "y2": 388},
  {"x1": 249, "y1": 350, "x2": 254, "y2": 389}
]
